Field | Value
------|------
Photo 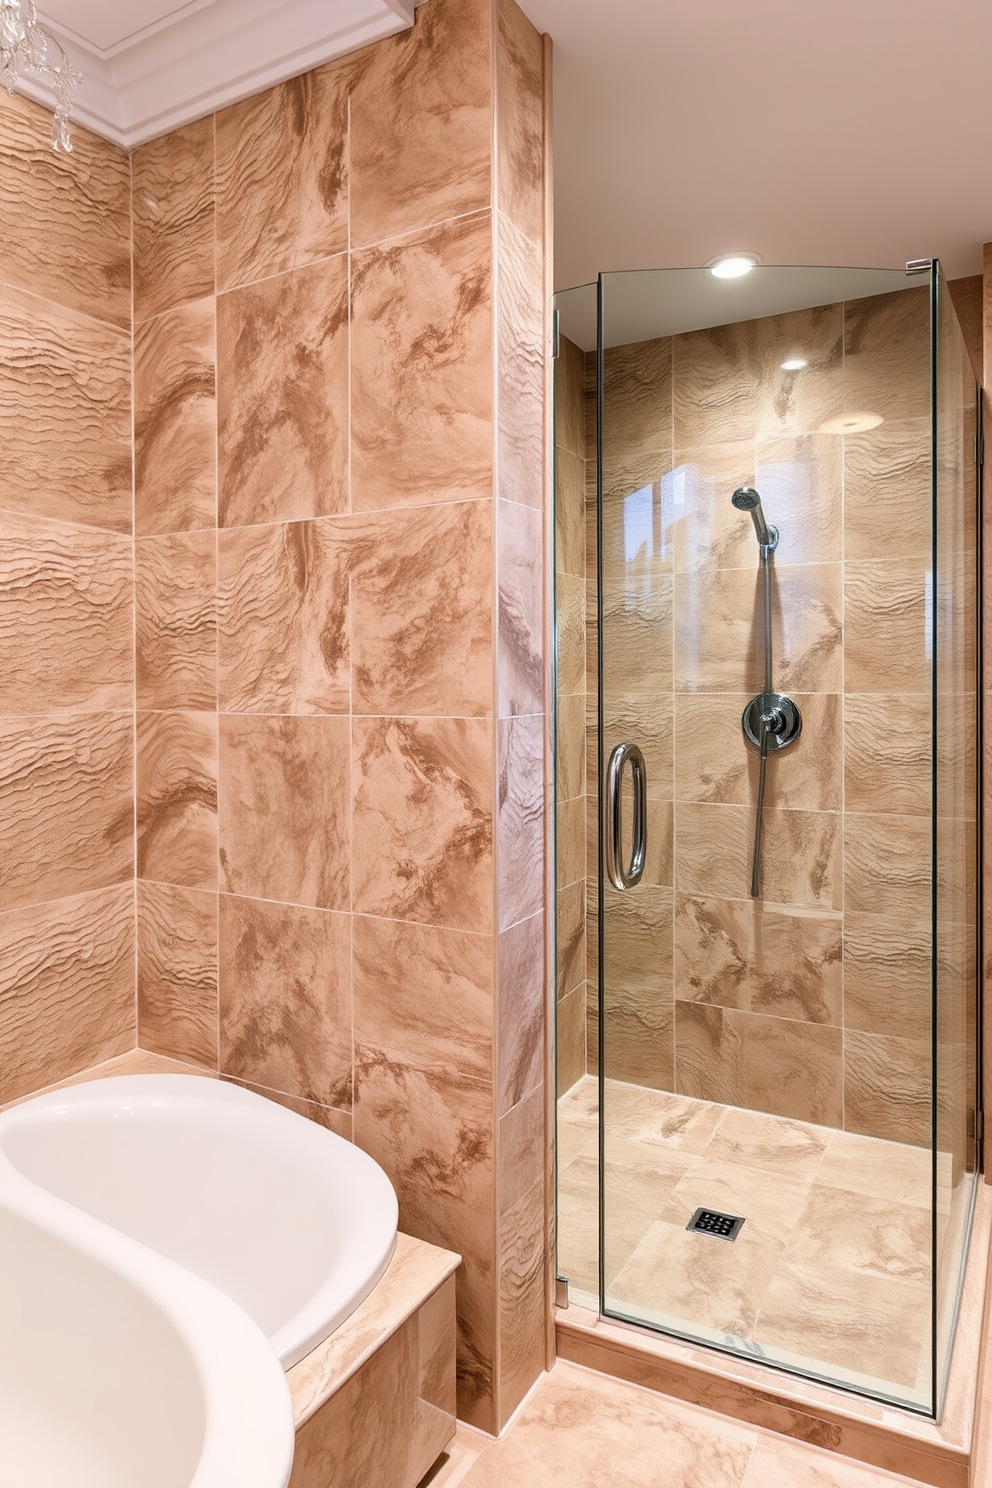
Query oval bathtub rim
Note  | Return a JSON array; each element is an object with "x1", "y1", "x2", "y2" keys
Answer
[{"x1": 0, "y1": 1073, "x2": 401, "y2": 1369}]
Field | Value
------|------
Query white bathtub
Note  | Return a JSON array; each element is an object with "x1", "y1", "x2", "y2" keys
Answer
[
  {"x1": 0, "y1": 1158, "x2": 294, "y2": 1488},
  {"x1": 0, "y1": 1074, "x2": 400, "y2": 1369}
]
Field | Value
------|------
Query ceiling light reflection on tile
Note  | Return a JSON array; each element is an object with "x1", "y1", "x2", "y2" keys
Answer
[{"x1": 819, "y1": 413, "x2": 884, "y2": 434}]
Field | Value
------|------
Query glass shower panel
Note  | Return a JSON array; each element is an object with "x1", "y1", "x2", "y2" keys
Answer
[
  {"x1": 584, "y1": 264, "x2": 979, "y2": 1415},
  {"x1": 933, "y1": 266, "x2": 981, "y2": 1408}
]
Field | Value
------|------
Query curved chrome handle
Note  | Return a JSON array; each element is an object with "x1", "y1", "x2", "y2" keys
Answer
[{"x1": 604, "y1": 743, "x2": 646, "y2": 891}]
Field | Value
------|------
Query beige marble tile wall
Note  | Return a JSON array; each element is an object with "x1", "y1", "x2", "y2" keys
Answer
[
  {"x1": 554, "y1": 336, "x2": 587, "y2": 1094},
  {"x1": 131, "y1": 0, "x2": 549, "y2": 1433},
  {"x1": 577, "y1": 287, "x2": 940, "y2": 1144},
  {"x1": 0, "y1": 94, "x2": 136, "y2": 1105}
]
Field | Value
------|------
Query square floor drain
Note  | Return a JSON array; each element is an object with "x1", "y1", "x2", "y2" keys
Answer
[{"x1": 686, "y1": 1207, "x2": 745, "y2": 1242}]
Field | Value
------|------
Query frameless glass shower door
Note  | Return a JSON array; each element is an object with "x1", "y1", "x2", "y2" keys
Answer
[{"x1": 555, "y1": 262, "x2": 982, "y2": 1417}]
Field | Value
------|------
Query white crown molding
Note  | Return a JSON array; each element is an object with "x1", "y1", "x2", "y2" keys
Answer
[{"x1": 15, "y1": 0, "x2": 422, "y2": 149}]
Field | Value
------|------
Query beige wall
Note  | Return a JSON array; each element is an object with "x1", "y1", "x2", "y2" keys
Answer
[
  {"x1": 1, "y1": 0, "x2": 550, "y2": 1436},
  {"x1": 0, "y1": 93, "x2": 135, "y2": 1101},
  {"x1": 563, "y1": 287, "x2": 952, "y2": 1146}
]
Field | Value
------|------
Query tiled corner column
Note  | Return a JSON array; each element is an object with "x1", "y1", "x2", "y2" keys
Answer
[
  {"x1": 130, "y1": 0, "x2": 549, "y2": 1437},
  {"x1": 0, "y1": 93, "x2": 136, "y2": 1105}
]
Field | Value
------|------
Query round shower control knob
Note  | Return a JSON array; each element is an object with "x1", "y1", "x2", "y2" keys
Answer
[{"x1": 741, "y1": 692, "x2": 802, "y2": 752}]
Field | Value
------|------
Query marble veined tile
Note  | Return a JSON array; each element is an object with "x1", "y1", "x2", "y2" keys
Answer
[
  {"x1": 785, "y1": 1183, "x2": 931, "y2": 1285},
  {"x1": 349, "y1": 0, "x2": 491, "y2": 249},
  {"x1": 218, "y1": 255, "x2": 349, "y2": 527},
  {"x1": 219, "y1": 894, "x2": 352, "y2": 1110},
  {"x1": 351, "y1": 213, "x2": 493, "y2": 512},
  {"x1": 460, "y1": 1359, "x2": 758, "y2": 1488},
  {"x1": 756, "y1": 1259, "x2": 930, "y2": 1389},
  {"x1": 218, "y1": 519, "x2": 349, "y2": 716},
  {"x1": 215, "y1": 63, "x2": 349, "y2": 291}
]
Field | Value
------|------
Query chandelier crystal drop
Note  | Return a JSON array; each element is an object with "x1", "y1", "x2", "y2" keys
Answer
[{"x1": 0, "y1": 0, "x2": 81, "y2": 151}]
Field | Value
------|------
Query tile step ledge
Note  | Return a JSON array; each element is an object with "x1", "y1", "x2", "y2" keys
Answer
[{"x1": 556, "y1": 1183, "x2": 992, "y2": 1488}]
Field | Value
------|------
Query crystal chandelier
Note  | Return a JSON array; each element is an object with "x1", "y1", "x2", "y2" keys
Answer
[{"x1": 0, "y1": 0, "x2": 81, "y2": 151}]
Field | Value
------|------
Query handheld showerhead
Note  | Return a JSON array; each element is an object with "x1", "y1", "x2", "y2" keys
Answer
[{"x1": 732, "y1": 486, "x2": 777, "y2": 550}]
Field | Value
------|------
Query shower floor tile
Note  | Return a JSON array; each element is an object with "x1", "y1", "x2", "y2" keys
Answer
[{"x1": 557, "y1": 1076, "x2": 936, "y2": 1399}]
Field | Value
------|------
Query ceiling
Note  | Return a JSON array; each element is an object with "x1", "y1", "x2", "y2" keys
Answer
[
  {"x1": 16, "y1": 0, "x2": 992, "y2": 288},
  {"x1": 519, "y1": 0, "x2": 992, "y2": 290},
  {"x1": 22, "y1": 0, "x2": 417, "y2": 147}
]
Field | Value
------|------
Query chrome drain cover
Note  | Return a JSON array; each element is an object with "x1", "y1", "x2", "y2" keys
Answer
[{"x1": 686, "y1": 1207, "x2": 745, "y2": 1242}]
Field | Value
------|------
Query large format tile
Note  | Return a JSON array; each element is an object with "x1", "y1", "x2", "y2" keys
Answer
[
  {"x1": 674, "y1": 564, "x2": 842, "y2": 694},
  {"x1": 844, "y1": 561, "x2": 929, "y2": 694},
  {"x1": 136, "y1": 531, "x2": 216, "y2": 712},
  {"x1": 137, "y1": 711, "x2": 218, "y2": 891},
  {"x1": 349, "y1": 502, "x2": 493, "y2": 718},
  {"x1": 673, "y1": 893, "x2": 750, "y2": 1010},
  {"x1": 497, "y1": 216, "x2": 544, "y2": 513},
  {"x1": 459, "y1": 1359, "x2": 758, "y2": 1488},
  {"x1": 353, "y1": 914, "x2": 492, "y2": 1084},
  {"x1": 602, "y1": 337, "x2": 673, "y2": 472},
  {"x1": 351, "y1": 214, "x2": 493, "y2": 511},
  {"x1": 843, "y1": 419, "x2": 931, "y2": 562},
  {"x1": 218, "y1": 255, "x2": 349, "y2": 527},
  {"x1": 675, "y1": 1002, "x2": 843, "y2": 1127},
  {"x1": 218, "y1": 714, "x2": 349, "y2": 910},
  {"x1": 498, "y1": 497, "x2": 543, "y2": 715},
  {"x1": 498, "y1": 715, "x2": 544, "y2": 929},
  {"x1": 217, "y1": 519, "x2": 349, "y2": 715},
  {"x1": 495, "y1": 0, "x2": 544, "y2": 248},
  {"x1": 134, "y1": 299, "x2": 216, "y2": 536},
  {"x1": 749, "y1": 904, "x2": 842, "y2": 1026},
  {"x1": 786, "y1": 1184, "x2": 930, "y2": 1284},
  {"x1": 843, "y1": 911, "x2": 931, "y2": 1041},
  {"x1": 499, "y1": 912, "x2": 544, "y2": 1114},
  {"x1": 674, "y1": 693, "x2": 842, "y2": 812},
  {"x1": 215, "y1": 63, "x2": 349, "y2": 291},
  {"x1": 0, "y1": 284, "x2": 131, "y2": 533},
  {"x1": 0, "y1": 885, "x2": 134, "y2": 1104},
  {"x1": 844, "y1": 1030, "x2": 930, "y2": 1146},
  {"x1": 353, "y1": 1051, "x2": 495, "y2": 1429},
  {"x1": 352, "y1": 715, "x2": 493, "y2": 933},
  {"x1": 132, "y1": 116, "x2": 215, "y2": 323},
  {"x1": 757, "y1": 1258, "x2": 930, "y2": 1389},
  {"x1": 601, "y1": 887, "x2": 674, "y2": 1089},
  {"x1": 843, "y1": 288, "x2": 930, "y2": 425},
  {"x1": 137, "y1": 880, "x2": 218, "y2": 1069},
  {"x1": 0, "y1": 713, "x2": 133, "y2": 910},
  {"x1": 219, "y1": 894, "x2": 352, "y2": 1109},
  {"x1": 844, "y1": 694, "x2": 930, "y2": 815},
  {"x1": 0, "y1": 513, "x2": 132, "y2": 715},
  {"x1": 349, "y1": 0, "x2": 491, "y2": 249},
  {"x1": 843, "y1": 812, "x2": 930, "y2": 918},
  {"x1": 0, "y1": 92, "x2": 130, "y2": 329}
]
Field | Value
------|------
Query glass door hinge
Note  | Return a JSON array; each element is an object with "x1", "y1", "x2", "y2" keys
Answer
[
  {"x1": 555, "y1": 1274, "x2": 569, "y2": 1308},
  {"x1": 552, "y1": 307, "x2": 560, "y2": 360}
]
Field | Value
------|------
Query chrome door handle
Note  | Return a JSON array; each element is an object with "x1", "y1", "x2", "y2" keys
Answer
[{"x1": 604, "y1": 743, "x2": 646, "y2": 890}]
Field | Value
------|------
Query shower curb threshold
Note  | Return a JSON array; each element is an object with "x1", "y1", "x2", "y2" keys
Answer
[{"x1": 556, "y1": 1185, "x2": 992, "y2": 1488}]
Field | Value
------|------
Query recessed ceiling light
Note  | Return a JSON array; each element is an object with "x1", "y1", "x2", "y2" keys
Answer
[
  {"x1": 709, "y1": 255, "x2": 757, "y2": 279},
  {"x1": 781, "y1": 357, "x2": 808, "y2": 372}
]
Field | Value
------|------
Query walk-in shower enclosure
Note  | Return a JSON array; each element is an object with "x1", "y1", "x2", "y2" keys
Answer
[{"x1": 553, "y1": 263, "x2": 982, "y2": 1415}]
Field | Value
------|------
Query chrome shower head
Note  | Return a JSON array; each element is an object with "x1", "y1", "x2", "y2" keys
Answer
[{"x1": 732, "y1": 486, "x2": 777, "y2": 550}]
